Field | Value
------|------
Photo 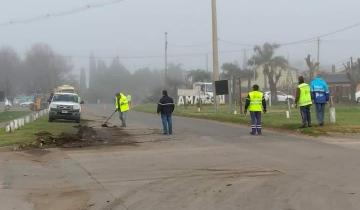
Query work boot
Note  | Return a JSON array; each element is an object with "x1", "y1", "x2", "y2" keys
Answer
[
  {"x1": 251, "y1": 128, "x2": 256, "y2": 135},
  {"x1": 299, "y1": 124, "x2": 307, "y2": 129},
  {"x1": 257, "y1": 128, "x2": 262, "y2": 135},
  {"x1": 308, "y1": 124, "x2": 312, "y2": 128}
]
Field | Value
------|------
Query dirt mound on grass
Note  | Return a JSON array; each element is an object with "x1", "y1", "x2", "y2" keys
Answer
[{"x1": 14, "y1": 125, "x2": 136, "y2": 150}]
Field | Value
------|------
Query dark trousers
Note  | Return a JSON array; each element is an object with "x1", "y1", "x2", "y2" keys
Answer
[
  {"x1": 300, "y1": 105, "x2": 312, "y2": 126},
  {"x1": 250, "y1": 111, "x2": 262, "y2": 134},
  {"x1": 161, "y1": 113, "x2": 172, "y2": 135},
  {"x1": 315, "y1": 103, "x2": 326, "y2": 125}
]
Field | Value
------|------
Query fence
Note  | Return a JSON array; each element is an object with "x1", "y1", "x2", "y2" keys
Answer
[{"x1": 4, "y1": 109, "x2": 49, "y2": 133}]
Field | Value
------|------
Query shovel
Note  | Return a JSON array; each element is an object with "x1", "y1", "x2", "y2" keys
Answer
[{"x1": 101, "y1": 110, "x2": 118, "y2": 127}]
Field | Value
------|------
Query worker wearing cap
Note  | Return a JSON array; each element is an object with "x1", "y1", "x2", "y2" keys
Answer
[
  {"x1": 115, "y1": 92, "x2": 129, "y2": 127},
  {"x1": 244, "y1": 84, "x2": 267, "y2": 135},
  {"x1": 295, "y1": 76, "x2": 313, "y2": 128}
]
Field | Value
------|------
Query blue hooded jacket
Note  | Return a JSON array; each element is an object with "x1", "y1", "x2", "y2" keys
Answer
[{"x1": 310, "y1": 76, "x2": 330, "y2": 104}]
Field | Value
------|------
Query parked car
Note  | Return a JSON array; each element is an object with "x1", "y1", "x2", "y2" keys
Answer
[
  {"x1": 356, "y1": 91, "x2": 360, "y2": 103},
  {"x1": 264, "y1": 91, "x2": 295, "y2": 103},
  {"x1": 48, "y1": 93, "x2": 82, "y2": 123},
  {"x1": 20, "y1": 101, "x2": 34, "y2": 108}
]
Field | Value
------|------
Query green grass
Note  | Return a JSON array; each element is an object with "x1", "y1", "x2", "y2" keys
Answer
[
  {"x1": 0, "y1": 116, "x2": 79, "y2": 147},
  {"x1": 0, "y1": 111, "x2": 30, "y2": 123},
  {"x1": 134, "y1": 103, "x2": 360, "y2": 136}
]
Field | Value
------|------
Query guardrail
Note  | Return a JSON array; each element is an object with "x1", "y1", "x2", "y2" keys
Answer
[{"x1": 4, "y1": 109, "x2": 49, "y2": 133}]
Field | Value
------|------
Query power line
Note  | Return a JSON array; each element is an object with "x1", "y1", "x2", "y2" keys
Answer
[
  {"x1": 169, "y1": 41, "x2": 211, "y2": 48},
  {"x1": 0, "y1": 0, "x2": 125, "y2": 26},
  {"x1": 220, "y1": 20, "x2": 360, "y2": 48},
  {"x1": 219, "y1": 39, "x2": 255, "y2": 47}
]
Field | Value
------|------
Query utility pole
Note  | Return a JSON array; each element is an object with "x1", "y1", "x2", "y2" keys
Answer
[
  {"x1": 205, "y1": 53, "x2": 209, "y2": 72},
  {"x1": 211, "y1": 0, "x2": 220, "y2": 111},
  {"x1": 164, "y1": 32, "x2": 168, "y2": 87},
  {"x1": 317, "y1": 37, "x2": 320, "y2": 64}
]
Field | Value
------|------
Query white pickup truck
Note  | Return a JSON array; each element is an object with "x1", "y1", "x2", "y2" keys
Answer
[{"x1": 48, "y1": 93, "x2": 83, "y2": 123}]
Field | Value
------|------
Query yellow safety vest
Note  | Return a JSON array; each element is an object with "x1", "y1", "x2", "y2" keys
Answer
[
  {"x1": 248, "y1": 91, "x2": 264, "y2": 112},
  {"x1": 298, "y1": 83, "x2": 312, "y2": 107},
  {"x1": 115, "y1": 93, "x2": 129, "y2": 112}
]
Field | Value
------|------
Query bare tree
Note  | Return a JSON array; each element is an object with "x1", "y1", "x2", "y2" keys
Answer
[
  {"x1": 0, "y1": 47, "x2": 20, "y2": 98},
  {"x1": 305, "y1": 54, "x2": 319, "y2": 81},
  {"x1": 24, "y1": 43, "x2": 72, "y2": 94}
]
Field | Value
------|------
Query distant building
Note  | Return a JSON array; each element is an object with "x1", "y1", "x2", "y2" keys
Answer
[
  {"x1": 246, "y1": 66, "x2": 299, "y2": 93},
  {"x1": 323, "y1": 73, "x2": 352, "y2": 102}
]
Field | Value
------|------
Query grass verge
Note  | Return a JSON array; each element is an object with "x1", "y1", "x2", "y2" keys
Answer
[
  {"x1": 0, "y1": 116, "x2": 79, "y2": 147},
  {"x1": 134, "y1": 103, "x2": 360, "y2": 136},
  {"x1": 0, "y1": 111, "x2": 30, "y2": 123}
]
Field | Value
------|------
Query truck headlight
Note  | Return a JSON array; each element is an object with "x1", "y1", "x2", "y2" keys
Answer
[
  {"x1": 73, "y1": 104, "x2": 80, "y2": 110},
  {"x1": 50, "y1": 104, "x2": 57, "y2": 109}
]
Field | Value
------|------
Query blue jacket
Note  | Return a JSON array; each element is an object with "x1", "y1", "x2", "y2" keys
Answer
[{"x1": 310, "y1": 76, "x2": 330, "y2": 104}]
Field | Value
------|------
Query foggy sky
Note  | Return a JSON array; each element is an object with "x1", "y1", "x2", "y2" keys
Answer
[{"x1": 1, "y1": 0, "x2": 360, "y2": 72}]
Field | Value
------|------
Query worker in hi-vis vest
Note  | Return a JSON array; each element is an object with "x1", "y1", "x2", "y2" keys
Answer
[
  {"x1": 244, "y1": 84, "x2": 267, "y2": 135},
  {"x1": 295, "y1": 76, "x2": 313, "y2": 128},
  {"x1": 115, "y1": 92, "x2": 130, "y2": 127}
]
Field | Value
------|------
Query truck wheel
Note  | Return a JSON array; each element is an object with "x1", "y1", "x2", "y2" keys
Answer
[
  {"x1": 75, "y1": 119, "x2": 80, "y2": 123},
  {"x1": 48, "y1": 118, "x2": 54, "y2": 122}
]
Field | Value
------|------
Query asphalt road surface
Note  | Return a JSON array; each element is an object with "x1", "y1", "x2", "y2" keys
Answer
[{"x1": 1, "y1": 104, "x2": 360, "y2": 210}]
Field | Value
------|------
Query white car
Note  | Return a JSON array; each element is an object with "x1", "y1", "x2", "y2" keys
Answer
[
  {"x1": 48, "y1": 93, "x2": 83, "y2": 123},
  {"x1": 20, "y1": 101, "x2": 34, "y2": 107},
  {"x1": 356, "y1": 91, "x2": 360, "y2": 103},
  {"x1": 264, "y1": 91, "x2": 295, "y2": 103}
]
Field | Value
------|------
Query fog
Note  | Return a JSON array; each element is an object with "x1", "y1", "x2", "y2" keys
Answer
[
  {"x1": 1, "y1": 0, "x2": 360, "y2": 102},
  {"x1": 1, "y1": 0, "x2": 360, "y2": 71}
]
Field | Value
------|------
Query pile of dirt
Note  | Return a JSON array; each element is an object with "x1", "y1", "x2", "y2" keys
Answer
[{"x1": 14, "y1": 125, "x2": 136, "y2": 150}]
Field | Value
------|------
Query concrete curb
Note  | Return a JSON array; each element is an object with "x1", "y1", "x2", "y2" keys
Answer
[{"x1": 4, "y1": 109, "x2": 49, "y2": 133}]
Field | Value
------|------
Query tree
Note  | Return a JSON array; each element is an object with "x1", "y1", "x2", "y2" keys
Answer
[
  {"x1": 221, "y1": 62, "x2": 241, "y2": 79},
  {"x1": 186, "y1": 69, "x2": 211, "y2": 84},
  {"x1": 0, "y1": 47, "x2": 20, "y2": 98},
  {"x1": 222, "y1": 62, "x2": 256, "y2": 91},
  {"x1": 24, "y1": 43, "x2": 72, "y2": 94},
  {"x1": 305, "y1": 54, "x2": 319, "y2": 81},
  {"x1": 79, "y1": 68, "x2": 87, "y2": 96},
  {"x1": 343, "y1": 57, "x2": 360, "y2": 102},
  {"x1": 166, "y1": 63, "x2": 186, "y2": 97},
  {"x1": 249, "y1": 43, "x2": 288, "y2": 102}
]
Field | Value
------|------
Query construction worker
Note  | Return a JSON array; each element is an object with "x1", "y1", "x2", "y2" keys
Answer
[
  {"x1": 311, "y1": 74, "x2": 329, "y2": 126},
  {"x1": 244, "y1": 84, "x2": 267, "y2": 135},
  {"x1": 157, "y1": 90, "x2": 175, "y2": 135},
  {"x1": 295, "y1": 76, "x2": 313, "y2": 128},
  {"x1": 115, "y1": 92, "x2": 129, "y2": 127}
]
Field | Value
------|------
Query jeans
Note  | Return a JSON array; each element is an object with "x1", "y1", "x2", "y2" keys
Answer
[
  {"x1": 161, "y1": 114, "x2": 172, "y2": 135},
  {"x1": 119, "y1": 111, "x2": 127, "y2": 127},
  {"x1": 250, "y1": 111, "x2": 262, "y2": 134},
  {"x1": 315, "y1": 103, "x2": 326, "y2": 125},
  {"x1": 300, "y1": 105, "x2": 311, "y2": 127}
]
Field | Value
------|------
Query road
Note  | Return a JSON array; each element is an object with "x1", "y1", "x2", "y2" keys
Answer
[{"x1": 1, "y1": 104, "x2": 360, "y2": 210}]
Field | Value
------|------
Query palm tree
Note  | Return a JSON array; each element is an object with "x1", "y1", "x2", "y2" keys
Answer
[{"x1": 249, "y1": 43, "x2": 288, "y2": 102}]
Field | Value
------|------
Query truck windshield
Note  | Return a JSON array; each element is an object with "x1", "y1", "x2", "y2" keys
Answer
[{"x1": 52, "y1": 95, "x2": 78, "y2": 103}]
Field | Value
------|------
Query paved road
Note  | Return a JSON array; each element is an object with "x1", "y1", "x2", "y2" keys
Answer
[{"x1": 1, "y1": 104, "x2": 360, "y2": 210}]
